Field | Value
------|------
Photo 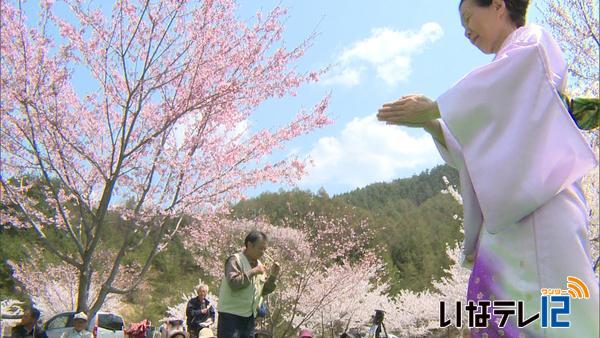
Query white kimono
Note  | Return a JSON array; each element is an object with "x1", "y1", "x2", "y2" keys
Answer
[{"x1": 434, "y1": 24, "x2": 599, "y2": 337}]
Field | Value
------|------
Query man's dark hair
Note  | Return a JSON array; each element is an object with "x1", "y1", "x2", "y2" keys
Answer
[
  {"x1": 244, "y1": 230, "x2": 267, "y2": 247},
  {"x1": 459, "y1": 0, "x2": 529, "y2": 27}
]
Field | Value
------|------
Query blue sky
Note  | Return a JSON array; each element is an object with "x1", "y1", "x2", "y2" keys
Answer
[
  {"x1": 18, "y1": 0, "x2": 546, "y2": 197},
  {"x1": 241, "y1": 0, "x2": 545, "y2": 196}
]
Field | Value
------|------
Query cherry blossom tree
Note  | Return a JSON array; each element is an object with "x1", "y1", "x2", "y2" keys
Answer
[
  {"x1": 429, "y1": 243, "x2": 470, "y2": 335},
  {"x1": 288, "y1": 257, "x2": 392, "y2": 337},
  {"x1": 0, "y1": 0, "x2": 330, "y2": 317},
  {"x1": 290, "y1": 242, "x2": 469, "y2": 337},
  {"x1": 180, "y1": 206, "x2": 473, "y2": 337},
  {"x1": 183, "y1": 216, "x2": 313, "y2": 282},
  {"x1": 6, "y1": 250, "x2": 128, "y2": 318},
  {"x1": 274, "y1": 178, "x2": 469, "y2": 337},
  {"x1": 581, "y1": 151, "x2": 600, "y2": 275},
  {"x1": 182, "y1": 213, "x2": 379, "y2": 337},
  {"x1": 538, "y1": 0, "x2": 598, "y2": 97},
  {"x1": 176, "y1": 173, "x2": 466, "y2": 337}
]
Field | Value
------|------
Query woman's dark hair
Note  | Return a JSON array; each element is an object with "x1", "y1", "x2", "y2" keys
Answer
[
  {"x1": 460, "y1": 0, "x2": 529, "y2": 27},
  {"x1": 244, "y1": 230, "x2": 267, "y2": 247}
]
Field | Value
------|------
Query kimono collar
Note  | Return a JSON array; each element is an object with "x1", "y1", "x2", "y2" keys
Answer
[{"x1": 494, "y1": 24, "x2": 538, "y2": 60}]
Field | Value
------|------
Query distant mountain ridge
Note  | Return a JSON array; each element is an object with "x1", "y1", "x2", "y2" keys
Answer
[{"x1": 232, "y1": 164, "x2": 463, "y2": 293}]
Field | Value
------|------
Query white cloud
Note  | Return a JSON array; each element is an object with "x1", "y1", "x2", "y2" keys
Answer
[
  {"x1": 324, "y1": 22, "x2": 443, "y2": 87},
  {"x1": 299, "y1": 115, "x2": 443, "y2": 191},
  {"x1": 322, "y1": 67, "x2": 364, "y2": 87}
]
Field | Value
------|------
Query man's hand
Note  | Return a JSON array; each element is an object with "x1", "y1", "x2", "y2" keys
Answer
[
  {"x1": 377, "y1": 94, "x2": 439, "y2": 125},
  {"x1": 250, "y1": 264, "x2": 267, "y2": 276}
]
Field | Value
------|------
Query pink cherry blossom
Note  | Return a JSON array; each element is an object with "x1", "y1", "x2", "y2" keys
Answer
[{"x1": 0, "y1": 0, "x2": 330, "y2": 317}]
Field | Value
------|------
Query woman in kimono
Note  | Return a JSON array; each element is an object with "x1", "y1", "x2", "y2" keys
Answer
[{"x1": 377, "y1": 0, "x2": 599, "y2": 337}]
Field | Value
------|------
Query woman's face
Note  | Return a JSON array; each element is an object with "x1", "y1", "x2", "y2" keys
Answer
[{"x1": 459, "y1": 0, "x2": 513, "y2": 54}]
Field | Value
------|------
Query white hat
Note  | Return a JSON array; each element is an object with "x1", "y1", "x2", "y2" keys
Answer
[
  {"x1": 198, "y1": 328, "x2": 215, "y2": 338},
  {"x1": 73, "y1": 312, "x2": 88, "y2": 321}
]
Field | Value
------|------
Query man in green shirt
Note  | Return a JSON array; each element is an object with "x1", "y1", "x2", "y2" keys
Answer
[{"x1": 217, "y1": 230, "x2": 280, "y2": 338}]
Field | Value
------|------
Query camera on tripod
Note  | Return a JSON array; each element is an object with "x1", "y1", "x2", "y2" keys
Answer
[
  {"x1": 371, "y1": 309, "x2": 387, "y2": 338},
  {"x1": 373, "y1": 310, "x2": 385, "y2": 325}
]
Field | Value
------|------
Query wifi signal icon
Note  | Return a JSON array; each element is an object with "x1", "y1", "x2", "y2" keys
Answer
[{"x1": 566, "y1": 276, "x2": 590, "y2": 299}]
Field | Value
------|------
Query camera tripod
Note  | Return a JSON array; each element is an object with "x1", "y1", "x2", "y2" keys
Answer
[{"x1": 374, "y1": 322, "x2": 388, "y2": 338}]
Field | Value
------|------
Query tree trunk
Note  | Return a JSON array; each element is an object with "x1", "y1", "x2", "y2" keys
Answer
[{"x1": 76, "y1": 261, "x2": 92, "y2": 313}]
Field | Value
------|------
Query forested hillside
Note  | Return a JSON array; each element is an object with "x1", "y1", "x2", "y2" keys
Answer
[
  {"x1": 1, "y1": 165, "x2": 462, "y2": 319},
  {"x1": 232, "y1": 164, "x2": 462, "y2": 293}
]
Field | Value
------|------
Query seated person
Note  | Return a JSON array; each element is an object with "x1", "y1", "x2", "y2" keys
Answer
[
  {"x1": 60, "y1": 313, "x2": 92, "y2": 338},
  {"x1": 185, "y1": 285, "x2": 215, "y2": 338},
  {"x1": 10, "y1": 306, "x2": 47, "y2": 338}
]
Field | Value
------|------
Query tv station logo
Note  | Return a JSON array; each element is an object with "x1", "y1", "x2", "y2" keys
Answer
[{"x1": 439, "y1": 276, "x2": 590, "y2": 329}]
